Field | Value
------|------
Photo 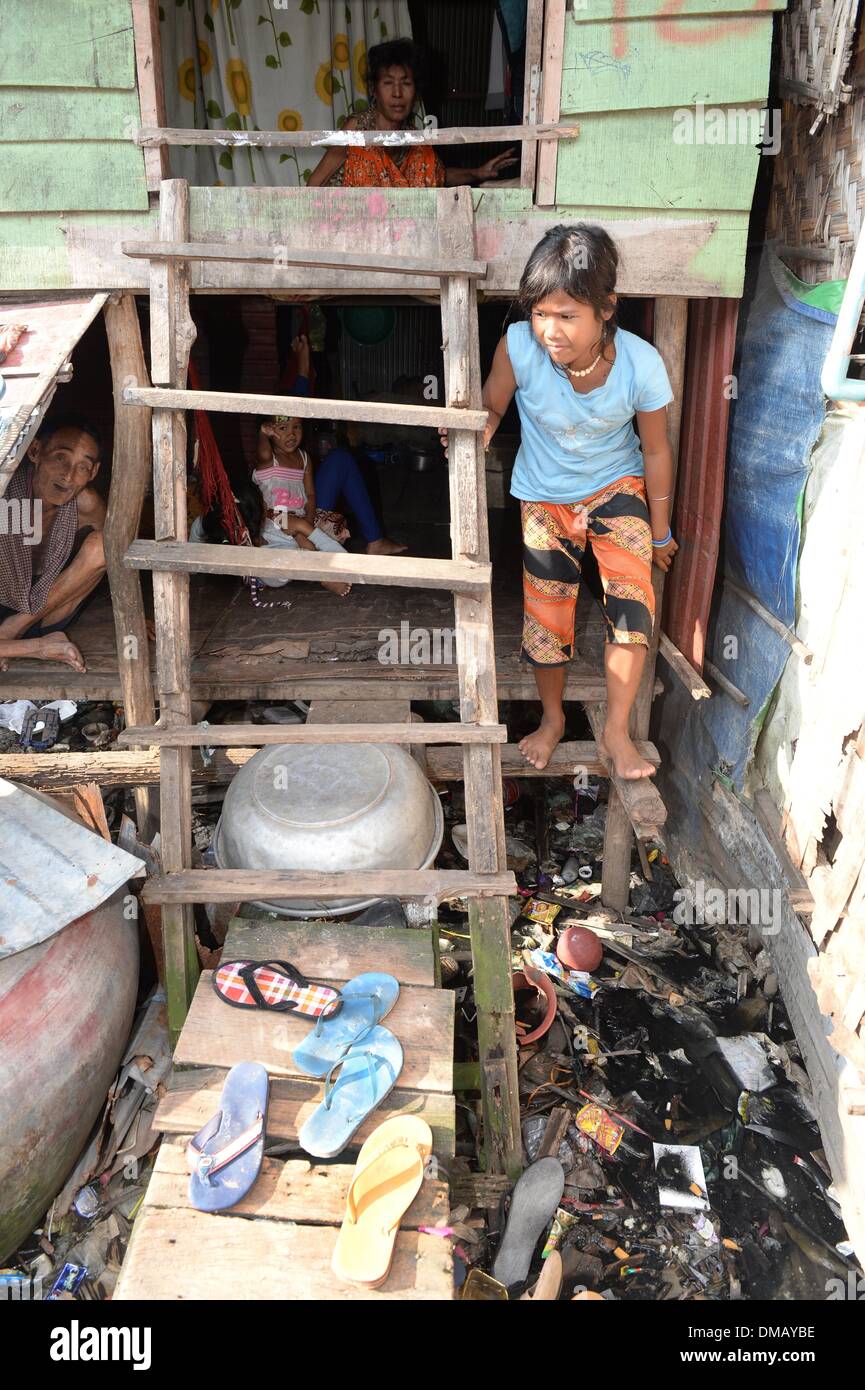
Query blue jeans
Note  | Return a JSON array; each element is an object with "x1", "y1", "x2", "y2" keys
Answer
[{"x1": 314, "y1": 449, "x2": 381, "y2": 543}]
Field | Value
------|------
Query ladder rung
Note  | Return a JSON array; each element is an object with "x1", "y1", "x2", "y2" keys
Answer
[
  {"x1": 119, "y1": 722, "x2": 507, "y2": 749},
  {"x1": 124, "y1": 541, "x2": 490, "y2": 593},
  {"x1": 123, "y1": 385, "x2": 487, "y2": 434},
  {"x1": 142, "y1": 869, "x2": 516, "y2": 904},
  {"x1": 427, "y1": 740, "x2": 661, "y2": 780},
  {"x1": 121, "y1": 241, "x2": 488, "y2": 280}
]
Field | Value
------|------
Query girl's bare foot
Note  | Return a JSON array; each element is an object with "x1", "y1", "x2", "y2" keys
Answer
[
  {"x1": 366, "y1": 537, "x2": 408, "y2": 556},
  {"x1": 36, "y1": 632, "x2": 87, "y2": 672},
  {"x1": 518, "y1": 712, "x2": 565, "y2": 770},
  {"x1": 600, "y1": 726, "x2": 655, "y2": 779},
  {"x1": 321, "y1": 581, "x2": 351, "y2": 597}
]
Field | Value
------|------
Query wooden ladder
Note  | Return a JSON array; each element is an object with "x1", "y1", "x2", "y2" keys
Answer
[{"x1": 120, "y1": 180, "x2": 522, "y2": 1175}]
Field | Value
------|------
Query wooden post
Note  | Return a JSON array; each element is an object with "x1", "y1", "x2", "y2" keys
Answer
[
  {"x1": 131, "y1": 0, "x2": 169, "y2": 191},
  {"x1": 600, "y1": 298, "x2": 688, "y2": 911},
  {"x1": 103, "y1": 294, "x2": 158, "y2": 839},
  {"x1": 521, "y1": 0, "x2": 546, "y2": 191},
  {"x1": 150, "y1": 180, "x2": 199, "y2": 1037},
  {"x1": 535, "y1": 0, "x2": 567, "y2": 207},
  {"x1": 438, "y1": 188, "x2": 522, "y2": 1177}
]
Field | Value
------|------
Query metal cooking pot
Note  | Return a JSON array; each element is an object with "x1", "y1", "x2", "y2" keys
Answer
[{"x1": 213, "y1": 742, "x2": 444, "y2": 916}]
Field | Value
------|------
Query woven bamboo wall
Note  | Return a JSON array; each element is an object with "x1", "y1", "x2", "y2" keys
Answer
[{"x1": 768, "y1": 0, "x2": 864, "y2": 282}]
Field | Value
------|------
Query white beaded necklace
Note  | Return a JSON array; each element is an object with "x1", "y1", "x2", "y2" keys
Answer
[{"x1": 564, "y1": 350, "x2": 602, "y2": 379}]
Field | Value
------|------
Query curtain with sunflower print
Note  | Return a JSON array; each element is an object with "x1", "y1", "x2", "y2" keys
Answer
[{"x1": 161, "y1": 0, "x2": 413, "y2": 187}]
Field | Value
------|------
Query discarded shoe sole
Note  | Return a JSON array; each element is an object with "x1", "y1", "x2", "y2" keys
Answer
[{"x1": 492, "y1": 1157, "x2": 565, "y2": 1289}]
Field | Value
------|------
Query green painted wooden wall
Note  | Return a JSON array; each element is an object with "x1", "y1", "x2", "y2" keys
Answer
[
  {"x1": 0, "y1": 0, "x2": 148, "y2": 219},
  {"x1": 555, "y1": 0, "x2": 786, "y2": 289}
]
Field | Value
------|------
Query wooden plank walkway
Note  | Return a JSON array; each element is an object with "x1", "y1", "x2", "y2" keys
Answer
[{"x1": 115, "y1": 915, "x2": 455, "y2": 1300}]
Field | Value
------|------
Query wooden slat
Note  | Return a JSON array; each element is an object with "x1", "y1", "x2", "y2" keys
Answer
[
  {"x1": 124, "y1": 540, "x2": 491, "y2": 593},
  {"x1": 521, "y1": 0, "x2": 546, "y2": 190},
  {"x1": 122, "y1": 241, "x2": 487, "y2": 279},
  {"x1": 223, "y1": 917, "x2": 435, "y2": 988},
  {"x1": 122, "y1": 385, "x2": 487, "y2": 433},
  {"x1": 752, "y1": 788, "x2": 816, "y2": 915},
  {"x1": 144, "y1": 1139, "x2": 448, "y2": 1228},
  {"x1": 173, "y1": 973, "x2": 454, "y2": 1094},
  {"x1": 130, "y1": 0, "x2": 168, "y2": 191},
  {"x1": 427, "y1": 740, "x2": 660, "y2": 781},
  {"x1": 142, "y1": 869, "x2": 516, "y2": 904},
  {"x1": 0, "y1": 748, "x2": 257, "y2": 789},
  {"x1": 114, "y1": 1207, "x2": 452, "y2": 1301},
  {"x1": 704, "y1": 658, "x2": 750, "y2": 707},
  {"x1": 724, "y1": 577, "x2": 813, "y2": 664},
  {"x1": 155, "y1": 1069, "x2": 455, "y2": 1156},
  {"x1": 658, "y1": 631, "x2": 712, "y2": 700},
  {"x1": 118, "y1": 721, "x2": 507, "y2": 749},
  {"x1": 136, "y1": 122, "x2": 579, "y2": 149},
  {"x1": 536, "y1": 0, "x2": 567, "y2": 206}
]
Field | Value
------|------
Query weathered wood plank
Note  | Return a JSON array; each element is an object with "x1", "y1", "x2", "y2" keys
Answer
[
  {"x1": 537, "y1": 0, "x2": 567, "y2": 206},
  {"x1": 562, "y1": 13, "x2": 776, "y2": 112},
  {"x1": 222, "y1": 917, "x2": 435, "y2": 989},
  {"x1": 125, "y1": 540, "x2": 491, "y2": 594},
  {"x1": 0, "y1": 0, "x2": 136, "y2": 88},
  {"x1": 427, "y1": 740, "x2": 660, "y2": 780},
  {"x1": 0, "y1": 145, "x2": 149, "y2": 214},
  {"x1": 144, "y1": 1139, "x2": 448, "y2": 1228},
  {"x1": 136, "y1": 122, "x2": 580, "y2": 149},
  {"x1": 0, "y1": 748, "x2": 255, "y2": 789},
  {"x1": 583, "y1": 703, "x2": 667, "y2": 840},
  {"x1": 0, "y1": 88, "x2": 140, "y2": 140},
  {"x1": 155, "y1": 1069, "x2": 455, "y2": 1156},
  {"x1": 123, "y1": 384, "x2": 487, "y2": 433},
  {"x1": 122, "y1": 241, "x2": 487, "y2": 278},
  {"x1": 114, "y1": 1207, "x2": 453, "y2": 1301},
  {"x1": 658, "y1": 631, "x2": 712, "y2": 699},
  {"x1": 118, "y1": 721, "x2": 507, "y2": 749},
  {"x1": 174, "y1": 973, "x2": 454, "y2": 1094},
  {"x1": 142, "y1": 870, "x2": 517, "y2": 905},
  {"x1": 130, "y1": 0, "x2": 168, "y2": 191}
]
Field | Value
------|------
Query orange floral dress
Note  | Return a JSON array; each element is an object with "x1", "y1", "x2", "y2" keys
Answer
[{"x1": 328, "y1": 108, "x2": 445, "y2": 188}]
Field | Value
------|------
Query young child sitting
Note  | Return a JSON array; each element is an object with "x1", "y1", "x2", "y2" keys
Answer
[
  {"x1": 253, "y1": 414, "x2": 351, "y2": 596},
  {"x1": 442, "y1": 223, "x2": 678, "y2": 777}
]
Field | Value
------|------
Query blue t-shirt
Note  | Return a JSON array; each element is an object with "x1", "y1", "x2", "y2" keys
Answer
[{"x1": 506, "y1": 321, "x2": 673, "y2": 502}]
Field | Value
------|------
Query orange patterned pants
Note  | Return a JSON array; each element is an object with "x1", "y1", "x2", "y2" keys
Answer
[{"x1": 520, "y1": 476, "x2": 655, "y2": 667}]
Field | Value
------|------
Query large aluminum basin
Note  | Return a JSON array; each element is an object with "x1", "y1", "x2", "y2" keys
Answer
[{"x1": 213, "y1": 742, "x2": 444, "y2": 916}]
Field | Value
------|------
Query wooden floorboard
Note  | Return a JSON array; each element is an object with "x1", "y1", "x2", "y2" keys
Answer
[
  {"x1": 155, "y1": 1069, "x2": 456, "y2": 1155},
  {"x1": 222, "y1": 917, "x2": 436, "y2": 988},
  {"x1": 174, "y1": 973, "x2": 454, "y2": 1093},
  {"x1": 114, "y1": 1206, "x2": 453, "y2": 1301},
  {"x1": 144, "y1": 1139, "x2": 448, "y2": 1228}
]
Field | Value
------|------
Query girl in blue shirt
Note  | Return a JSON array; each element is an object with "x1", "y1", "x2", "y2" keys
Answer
[{"x1": 448, "y1": 224, "x2": 678, "y2": 776}]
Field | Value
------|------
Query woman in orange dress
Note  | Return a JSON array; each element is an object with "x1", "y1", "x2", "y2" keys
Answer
[{"x1": 308, "y1": 38, "x2": 518, "y2": 190}]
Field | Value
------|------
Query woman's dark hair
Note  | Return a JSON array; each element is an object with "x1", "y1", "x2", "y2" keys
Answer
[
  {"x1": 366, "y1": 39, "x2": 429, "y2": 103},
  {"x1": 517, "y1": 224, "x2": 620, "y2": 346},
  {"x1": 199, "y1": 476, "x2": 264, "y2": 545}
]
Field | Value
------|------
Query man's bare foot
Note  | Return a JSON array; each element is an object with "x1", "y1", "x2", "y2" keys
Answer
[
  {"x1": 366, "y1": 537, "x2": 408, "y2": 556},
  {"x1": 321, "y1": 581, "x2": 351, "y2": 597},
  {"x1": 518, "y1": 713, "x2": 566, "y2": 770},
  {"x1": 35, "y1": 632, "x2": 87, "y2": 672},
  {"x1": 600, "y1": 726, "x2": 655, "y2": 780}
]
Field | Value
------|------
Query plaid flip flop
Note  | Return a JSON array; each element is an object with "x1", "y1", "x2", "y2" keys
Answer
[{"x1": 212, "y1": 958, "x2": 343, "y2": 1020}]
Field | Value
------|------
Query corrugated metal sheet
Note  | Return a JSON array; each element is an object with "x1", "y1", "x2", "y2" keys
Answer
[
  {"x1": 0, "y1": 779, "x2": 144, "y2": 959},
  {"x1": 664, "y1": 297, "x2": 740, "y2": 672}
]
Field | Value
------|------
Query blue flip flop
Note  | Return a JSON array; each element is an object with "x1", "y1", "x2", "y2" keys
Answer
[
  {"x1": 187, "y1": 1061, "x2": 269, "y2": 1212},
  {"x1": 292, "y1": 972, "x2": 400, "y2": 1078},
  {"x1": 298, "y1": 1027, "x2": 404, "y2": 1159}
]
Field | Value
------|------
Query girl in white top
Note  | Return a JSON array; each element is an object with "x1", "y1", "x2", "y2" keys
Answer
[{"x1": 253, "y1": 414, "x2": 350, "y2": 597}]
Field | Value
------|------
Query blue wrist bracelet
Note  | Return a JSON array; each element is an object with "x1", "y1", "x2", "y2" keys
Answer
[{"x1": 652, "y1": 528, "x2": 673, "y2": 547}]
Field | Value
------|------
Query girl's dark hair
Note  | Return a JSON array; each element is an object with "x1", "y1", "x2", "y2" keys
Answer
[
  {"x1": 517, "y1": 224, "x2": 620, "y2": 346},
  {"x1": 200, "y1": 476, "x2": 264, "y2": 546},
  {"x1": 366, "y1": 39, "x2": 428, "y2": 102}
]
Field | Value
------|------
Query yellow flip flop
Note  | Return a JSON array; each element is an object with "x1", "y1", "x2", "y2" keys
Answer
[{"x1": 331, "y1": 1116, "x2": 434, "y2": 1288}]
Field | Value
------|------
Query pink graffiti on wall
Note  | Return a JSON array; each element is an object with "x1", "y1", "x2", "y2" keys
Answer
[{"x1": 609, "y1": 0, "x2": 775, "y2": 60}]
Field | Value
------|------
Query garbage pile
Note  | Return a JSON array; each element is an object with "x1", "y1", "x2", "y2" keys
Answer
[{"x1": 437, "y1": 777, "x2": 861, "y2": 1301}]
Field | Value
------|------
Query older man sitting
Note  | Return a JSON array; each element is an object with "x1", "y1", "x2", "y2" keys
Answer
[{"x1": 0, "y1": 412, "x2": 107, "y2": 673}]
